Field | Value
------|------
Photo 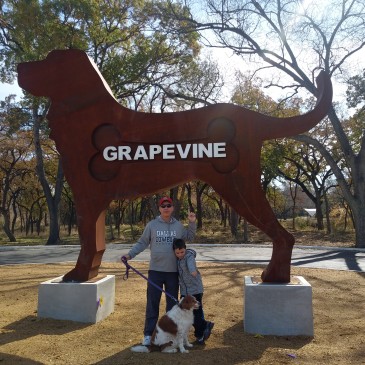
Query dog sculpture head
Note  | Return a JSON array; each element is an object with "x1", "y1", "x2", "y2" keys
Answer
[{"x1": 17, "y1": 49, "x2": 116, "y2": 103}]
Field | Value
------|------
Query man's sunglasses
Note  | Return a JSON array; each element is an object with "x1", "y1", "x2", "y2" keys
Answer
[{"x1": 160, "y1": 204, "x2": 172, "y2": 208}]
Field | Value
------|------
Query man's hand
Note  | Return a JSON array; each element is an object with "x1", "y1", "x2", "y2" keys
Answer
[{"x1": 188, "y1": 211, "x2": 196, "y2": 222}]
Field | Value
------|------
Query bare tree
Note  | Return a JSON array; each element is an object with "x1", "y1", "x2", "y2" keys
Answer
[
  {"x1": 159, "y1": 0, "x2": 365, "y2": 247},
  {"x1": 0, "y1": 99, "x2": 33, "y2": 241}
]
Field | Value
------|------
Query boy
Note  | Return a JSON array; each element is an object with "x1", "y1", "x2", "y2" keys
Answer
[{"x1": 173, "y1": 238, "x2": 214, "y2": 344}]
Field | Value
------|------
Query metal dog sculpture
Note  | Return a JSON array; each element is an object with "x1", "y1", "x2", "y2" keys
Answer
[{"x1": 17, "y1": 49, "x2": 332, "y2": 283}]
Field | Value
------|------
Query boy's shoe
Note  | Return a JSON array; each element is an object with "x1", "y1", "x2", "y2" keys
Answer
[
  {"x1": 203, "y1": 321, "x2": 215, "y2": 341},
  {"x1": 195, "y1": 336, "x2": 205, "y2": 345},
  {"x1": 142, "y1": 335, "x2": 151, "y2": 346}
]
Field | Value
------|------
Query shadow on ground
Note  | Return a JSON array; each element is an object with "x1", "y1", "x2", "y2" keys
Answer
[
  {"x1": 1, "y1": 315, "x2": 89, "y2": 347},
  {"x1": 93, "y1": 322, "x2": 312, "y2": 365}
]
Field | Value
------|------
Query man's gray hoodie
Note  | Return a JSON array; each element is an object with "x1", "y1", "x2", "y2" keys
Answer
[
  {"x1": 177, "y1": 249, "x2": 204, "y2": 296},
  {"x1": 127, "y1": 216, "x2": 196, "y2": 272}
]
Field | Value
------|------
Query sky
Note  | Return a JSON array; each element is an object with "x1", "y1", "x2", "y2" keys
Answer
[
  {"x1": 0, "y1": 44, "x2": 360, "y2": 108},
  {"x1": 1, "y1": 0, "x2": 363, "y2": 107},
  {"x1": 0, "y1": 80, "x2": 22, "y2": 100},
  {"x1": 1, "y1": 46, "x2": 354, "y2": 105}
]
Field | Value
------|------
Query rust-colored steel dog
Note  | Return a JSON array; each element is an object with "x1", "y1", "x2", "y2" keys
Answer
[{"x1": 17, "y1": 49, "x2": 332, "y2": 283}]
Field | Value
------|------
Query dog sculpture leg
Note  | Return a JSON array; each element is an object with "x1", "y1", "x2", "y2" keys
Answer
[
  {"x1": 260, "y1": 226, "x2": 295, "y2": 282},
  {"x1": 212, "y1": 173, "x2": 294, "y2": 283},
  {"x1": 248, "y1": 208, "x2": 295, "y2": 282},
  {"x1": 243, "y1": 204, "x2": 294, "y2": 283},
  {"x1": 62, "y1": 209, "x2": 106, "y2": 282}
]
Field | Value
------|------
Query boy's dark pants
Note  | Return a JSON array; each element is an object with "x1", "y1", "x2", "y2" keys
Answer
[{"x1": 188, "y1": 293, "x2": 207, "y2": 338}]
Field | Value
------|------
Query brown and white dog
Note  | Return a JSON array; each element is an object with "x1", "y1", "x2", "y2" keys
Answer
[{"x1": 131, "y1": 295, "x2": 200, "y2": 353}]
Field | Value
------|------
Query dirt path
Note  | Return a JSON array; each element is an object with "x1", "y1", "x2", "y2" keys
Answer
[{"x1": 1, "y1": 262, "x2": 364, "y2": 364}]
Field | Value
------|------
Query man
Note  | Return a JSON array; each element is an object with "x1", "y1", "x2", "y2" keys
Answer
[{"x1": 122, "y1": 196, "x2": 196, "y2": 346}]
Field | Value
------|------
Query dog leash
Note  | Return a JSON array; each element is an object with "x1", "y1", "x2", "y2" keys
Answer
[{"x1": 121, "y1": 256, "x2": 179, "y2": 304}]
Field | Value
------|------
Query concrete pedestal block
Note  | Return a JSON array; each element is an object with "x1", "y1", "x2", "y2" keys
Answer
[
  {"x1": 244, "y1": 276, "x2": 313, "y2": 336},
  {"x1": 38, "y1": 275, "x2": 115, "y2": 323}
]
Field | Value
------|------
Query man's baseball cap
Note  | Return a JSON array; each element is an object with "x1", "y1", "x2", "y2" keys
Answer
[{"x1": 159, "y1": 196, "x2": 173, "y2": 206}]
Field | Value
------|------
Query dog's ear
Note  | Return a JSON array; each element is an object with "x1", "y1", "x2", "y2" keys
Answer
[
  {"x1": 179, "y1": 295, "x2": 197, "y2": 310},
  {"x1": 178, "y1": 296, "x2": 185, "y2": 309}
]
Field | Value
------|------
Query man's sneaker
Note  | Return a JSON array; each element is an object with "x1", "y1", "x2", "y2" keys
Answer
[
  {"x1": 203, "y1": 321, "x2": 215, "y2": 341},
  {"x1": 142, "y1": 335, "x2": 151, "y2": 346}
]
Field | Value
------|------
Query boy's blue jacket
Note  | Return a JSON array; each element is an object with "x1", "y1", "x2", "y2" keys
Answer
[{"x1": 177, "y1": 248, "x2": 204, "y2": 296}]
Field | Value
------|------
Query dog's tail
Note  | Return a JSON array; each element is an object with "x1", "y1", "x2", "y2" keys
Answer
[
  {"x1": 259, "y1": 70, "x2": 333, "y2": 140},
  {"x1": 131, "y1": 345, "x2": 151, "y2": 353}
]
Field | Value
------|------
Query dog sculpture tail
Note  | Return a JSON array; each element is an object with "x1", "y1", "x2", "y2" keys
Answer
[{"x1": 259, "y1": 71, "x2": 333, "y2": 140}]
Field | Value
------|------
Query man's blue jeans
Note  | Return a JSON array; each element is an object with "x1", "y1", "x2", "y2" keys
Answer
[{"x1": 144, "y1": 270, "x2": 179, "y2": 336}]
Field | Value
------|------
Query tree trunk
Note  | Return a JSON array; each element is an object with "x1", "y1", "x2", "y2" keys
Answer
[
  {"x1": 25, "y1": 212, "x2": 30, "y2": 235},
  {"x1": 315, "y1": 200, "x2": 324, "y2": 230},
  {"x1": 0, "y1": 168, "x2": 16, "y2": 241},
  {"x1": 148, "y1": 196, "x2": 159, "y2": 218},
  {"x1": 352, "y1": 155, "x2": 365, "y2": 247},
  {"x1": 196, "y1": 192, "x2": 203, "y2": 229},
  {"x1": 223, "y1": 204, "x2": 229, "y2": 228},
  {"x1": 344, "y1": 204, "x2": 350, "y2": 232},
  {"x1": 46, "y1": 200, "x2": 60, "y2": 244},
  {"x1": 67, "y1": 200, "x2": 74, "y2": 236},
  {"x1": 353, "y1": 214, "x2": 365, "y2": 248},
  {"x1": 170, "y1": 187, "x2": 181, "y2": 219},
  {"x1": 242, "y1": 218, "x2": 249, "y2": 243},
  {"x1": 289, "y1": 183, "x2": 297, "y2": 230},
  {"x1": 11, "y1": 196, "x2": 18, "y2": 234},
  {"x1": 230, "y1": 208, "x2": 238, "y2": 237},
  {"x1": 195, "y1": 182, "x2": 208, "y2": 230},
  {"x1": 324, "y1": 192, "x2": 332, "y2": 234},
  {"x1": 45, "y1": 158, "x2": 64, "y2": 245},
  {"x1": 33, "y1": 109, "x2": 64, "y2": 245},
  {"x1": 217, "y1": 197, "x2": 225, "y2": 225},
  {"x1": 186, "y1": 183, "x2": 194, "y2": 213},
  {"x1": 36, "y1": 213, "x2": 42, "y2": 236},
  {"x1": 2, "y1": 211, "x2": 16, "y2": 242},
  {"x1": 108, "y1": 210, "x2": 115, "y2": 241},
  {"x1": 352, "y1": 201, "x2": 365, "y2": 248}
]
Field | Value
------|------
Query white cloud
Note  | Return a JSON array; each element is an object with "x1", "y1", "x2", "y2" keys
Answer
[{"x1": 0, "y1": 82, "x2": 22, "y2": 100}]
